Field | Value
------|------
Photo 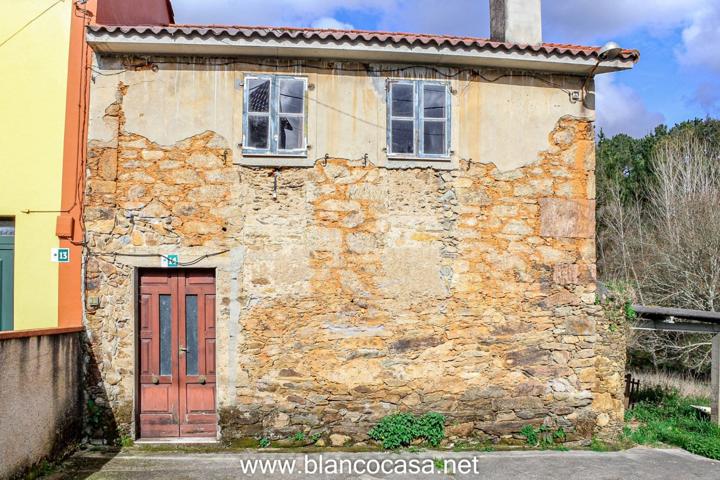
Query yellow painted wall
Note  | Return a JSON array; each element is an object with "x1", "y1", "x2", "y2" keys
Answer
[{"x1": 0, "y1": 0, "x2": 73, "y2": 330}]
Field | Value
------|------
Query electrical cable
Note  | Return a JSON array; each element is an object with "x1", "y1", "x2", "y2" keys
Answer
[
  {"x1": 0, "y1": 0, "x2": 64, "y2": 49},
  {"x1": 88, "y1": 249, "x2": 231, "y2": 267},
  {"x1": 90, "y1": 56, "x2": 577, "y2": 94}
]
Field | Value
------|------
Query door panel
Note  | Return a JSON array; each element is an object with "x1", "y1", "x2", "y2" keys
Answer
[
  {"x1": 138, "y1": 271, "x2": 180, "y2": 438},
  {"x1": 0, "y1": 219, "x2": 15, "y2": 331},
  {"x1": 205, "y1": 295, "x2": 216, "y2": 375},
  {"x1": 178, "y1": 272, "x2": 218, "y2": 436},
  {"x1": 138, "y1": 269, "x2": 216, "y2": 438}
]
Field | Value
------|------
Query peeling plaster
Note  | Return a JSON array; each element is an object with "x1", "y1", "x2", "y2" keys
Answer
[{"x1": 88, "y1": 56, "x2": 594, "y2": 172}]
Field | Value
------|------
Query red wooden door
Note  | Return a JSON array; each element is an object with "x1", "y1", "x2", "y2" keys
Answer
[{"x1": 138, "y1": 269, "x2": 217, "y2": 438}]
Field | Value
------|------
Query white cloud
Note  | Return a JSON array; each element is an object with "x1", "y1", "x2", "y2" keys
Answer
[
  {"x1": 693, "y1": 82, "x2": 720, "y2": 116},
  {"x1": 310, "y1": 16, "x2": 354, "y2": 30},
  {"x1": 542, "y1": 0, "x2": 709, "y2": 43},
  {"x1": 677, "y1": 3, "x2": 720, "y2": 72},
  {"x1": 595, "y1": 75, "x2": 665, "y2": 138}
]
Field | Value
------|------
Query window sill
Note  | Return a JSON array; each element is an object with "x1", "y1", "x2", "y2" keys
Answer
[
  {"x1": 241, "y1": 151, "x2": 308, "y2": 159},
  {"x1": 387, "y1": 155, "x2": 452, "y2": 162}
]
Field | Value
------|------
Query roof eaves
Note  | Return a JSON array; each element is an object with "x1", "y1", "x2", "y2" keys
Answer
[{"x1": 86, "y1": 24, "x2": 639, "y2": 72}]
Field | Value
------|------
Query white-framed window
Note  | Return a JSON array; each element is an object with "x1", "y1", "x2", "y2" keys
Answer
[
  {"x1": 387, "y1": 80, "x2": 451, "y2": 159},
  {"x1": 243, "y1": 75, "x2": 307, "y2": 156}
]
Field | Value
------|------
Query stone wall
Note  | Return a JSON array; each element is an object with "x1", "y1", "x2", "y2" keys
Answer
[
  {"x1": 83, "y1": 60, "x2": 624, "y2": 445},
  {"x1": 0, "y1": 330, "x2": 83, "y2": 479}
]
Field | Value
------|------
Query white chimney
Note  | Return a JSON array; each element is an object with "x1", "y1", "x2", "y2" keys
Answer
[{"x1": 490, "y1": 0, "x2": 542, "y2": 46}]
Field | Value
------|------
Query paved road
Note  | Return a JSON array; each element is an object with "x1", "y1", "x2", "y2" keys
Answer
[{"x1": 47, "y1": 447, "x2": 720, "y2": 479}]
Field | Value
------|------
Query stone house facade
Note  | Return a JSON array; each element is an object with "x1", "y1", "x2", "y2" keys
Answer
[{"x1": 83, "y1": 3, "x2": 638, "y2": 444}]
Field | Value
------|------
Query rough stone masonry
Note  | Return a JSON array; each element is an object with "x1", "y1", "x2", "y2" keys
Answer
[{"x1": 83, "y1": 57, "x2": 625, "y2": 445}]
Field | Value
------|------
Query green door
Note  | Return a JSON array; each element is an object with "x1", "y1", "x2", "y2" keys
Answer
[{"x1": 0, "y1": 219, "x2": 14, "y2": 331}]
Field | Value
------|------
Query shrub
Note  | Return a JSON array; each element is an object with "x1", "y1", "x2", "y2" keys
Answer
[
  {"x1": 369, "y1": 412, "x2": 445, "y2": 449},
  {"x1": 415, "y1": 412, "x2": 446, "y2": 447}
]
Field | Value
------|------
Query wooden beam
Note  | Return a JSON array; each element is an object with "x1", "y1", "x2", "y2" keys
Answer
[
  {"x1": 631, "y1": 304, "x2": 720, "y2": 423},
  {"x1": 632, "y1": 319, "x2": 720, "y2": 334},
  {"x1": 712, "y1": 335, "x2": 720, "y2": 425},
  {"x1": 632, "y1": 305, "x2": 720, "y2": 323}
]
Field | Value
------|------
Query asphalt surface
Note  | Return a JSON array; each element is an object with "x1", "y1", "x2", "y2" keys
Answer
[{"x1": 46, "y1": 447, "x2": 720, "y2": 479}]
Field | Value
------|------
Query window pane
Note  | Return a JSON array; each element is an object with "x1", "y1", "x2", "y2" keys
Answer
[
  {"x1": 391, "y1": 119, "x2": 414, "y2": 154},
  {"x1": 159, "y1": 295, "x2": 172, "y2": 376},
  {"x1": 279, "y1": 116, "x2": 303, "y2": 150},
  {"x1": 185, "y1": 295, "x2": 198, "y2": 376},
  {"x1": 279, "y1": 79, "x2": 304, "y2": 113},
  {"x1": 247, "y1": 116, "x2": 269, "y2": 149},
  {"x1": 391, "y1": 83, "x2": 414, "y2": 117},
  {"x1": 248, "y1": 78, "x2": 270, "y2": 112},
  {"x1": 0, "y1": 220, "x2": 14, "y2": 237},
  {"x1": 424, "y1": 85, "x2": 446, "y2": 119},
  {"x1": 423, "y1": 121, "x2": 446, "y2": 155}
]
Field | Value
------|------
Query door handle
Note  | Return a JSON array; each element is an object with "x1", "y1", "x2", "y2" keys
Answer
[{"x1": 179, "y1": 345, "x2": 188, "y2": 353}]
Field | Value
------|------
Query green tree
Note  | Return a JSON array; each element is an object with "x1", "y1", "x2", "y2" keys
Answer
[{"x1": 596, "y1": 117, "x2": 720, "y2": 374}]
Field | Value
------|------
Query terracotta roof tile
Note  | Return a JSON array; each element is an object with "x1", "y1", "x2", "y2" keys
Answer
[{"x1": 88, "y1": 24, "x2": 640, "y2": 62}]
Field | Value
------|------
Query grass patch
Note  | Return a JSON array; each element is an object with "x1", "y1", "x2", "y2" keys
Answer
[
  {"x1": 451, "y1": 441, "x2": 495, "y2": 452},
  {"x1": 625, "y1": 386, "x2": 720, "y2": 460}
]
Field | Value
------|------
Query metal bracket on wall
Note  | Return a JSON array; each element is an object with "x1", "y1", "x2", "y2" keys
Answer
[{"x1": 272, "y1": 169, "x2": 279, "y2": 201}]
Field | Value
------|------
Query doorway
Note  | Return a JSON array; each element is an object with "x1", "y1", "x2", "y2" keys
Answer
[
  {"x1": 137, "y1": 269, "x2": 217, "y2": 438},
  {"x1": 0, "y1": 218, "x2": 14, "y2": 331}
]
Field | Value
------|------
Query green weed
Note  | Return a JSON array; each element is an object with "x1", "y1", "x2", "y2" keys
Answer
[
  {"x1": 118, "y1": 435, "x2": 134, "y2": 447},
  {"x1": 520, "y1": 425, "x2": 538, "y2": 446},
  {"x1": 590, "y1": 436, "x2": 609, "y2": 452},
  {"x1": 368, "y1": 412, "x2": 445, "y2": 449},
  {"x1": 520, "y1": 424, "x2": 566, "y2": 449}
]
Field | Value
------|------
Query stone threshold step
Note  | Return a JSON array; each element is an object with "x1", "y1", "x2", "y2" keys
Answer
[{"x1": 135, "y1": 437, "x2": 220, "y2": 445}]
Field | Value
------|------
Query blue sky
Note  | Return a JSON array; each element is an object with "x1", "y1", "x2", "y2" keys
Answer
[{"x1": 171, "y1": 0, "x2": 720, "y2": 138}]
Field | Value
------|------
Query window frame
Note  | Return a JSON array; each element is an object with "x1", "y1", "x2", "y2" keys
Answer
[
  {"x1": 387, "y1": 80, "x2": 452, "y2": 161},
  {"x1": 242, "y1": 74, "x2": 308, "y2": 157}
]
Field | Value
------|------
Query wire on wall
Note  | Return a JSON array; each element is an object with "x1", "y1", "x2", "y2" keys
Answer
[
  {"x1": 94, "y1": 55, "x2": 578, "y2": 95},
  {"x1": 88, "y1": 249, "x2": 231, "y2": 267}
]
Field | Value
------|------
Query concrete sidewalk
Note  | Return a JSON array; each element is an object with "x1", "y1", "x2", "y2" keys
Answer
[{"x1": 46, "y1": 447, "x2": 720, "y2": 479}]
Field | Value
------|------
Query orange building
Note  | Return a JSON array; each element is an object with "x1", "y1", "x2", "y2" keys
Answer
[{"x1": 57, "y1": 0, "x2": 174, "y2": 330}]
